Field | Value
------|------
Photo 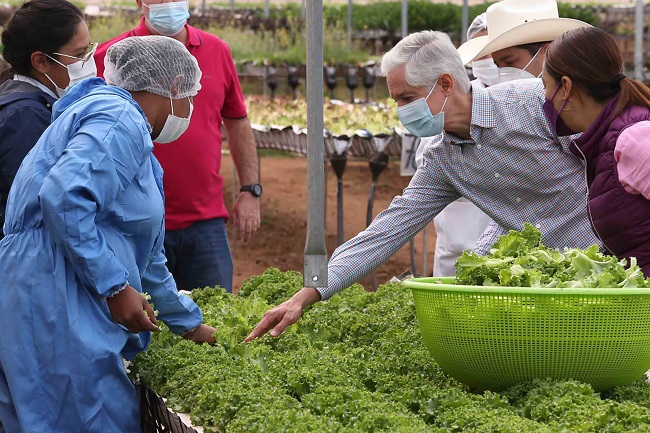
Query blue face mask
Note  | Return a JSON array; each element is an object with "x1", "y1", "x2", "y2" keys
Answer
[
  {"x1": 145, "y1": 1, "x2": 190, "y2": 36},
  {"x1": 396, "y1": 80, "x2": 448, "y2": 137}
]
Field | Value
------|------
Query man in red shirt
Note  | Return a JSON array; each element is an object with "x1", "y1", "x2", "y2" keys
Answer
[{"x1": 95, "y1": 0, "x2": 261, "y2": 293}]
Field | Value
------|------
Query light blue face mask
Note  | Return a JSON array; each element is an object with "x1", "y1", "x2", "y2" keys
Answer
[
  {"x1": 145, "y1": 1, "x2": 190, "y2": 36},
  {"x1": 396, "y1": 79, "x2": 448, "y2": 137}
]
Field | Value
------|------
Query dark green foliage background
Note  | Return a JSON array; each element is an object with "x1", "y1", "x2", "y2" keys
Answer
[{"x1": 268, "y1": 2, "x2": 600, "y2": 40}]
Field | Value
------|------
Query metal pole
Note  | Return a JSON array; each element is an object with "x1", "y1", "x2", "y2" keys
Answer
[
  {"x1": 201, "y1": 0, "x2": 206, "y2": 16},
  {"x1": 231, "y1": 163, "x2": 237, "y2": 255},
  {"x1": 304, "y1": 0, "x2": 328, "y2": 288},
  {"x1": 366, "y1": 181, "x2": 378, "y2": 290},
  {"x1": 635, "y1": 0, "x2": 644, "y2": 81},
  {"x1": 324, "y1": 160, "x2": 328, "y2": 229},
  {"x1": 231, "y1": 165, "x2": 238, "y2": 211},
  {"x1": 301, "y1": 0, "x2": 306, "y2": 20},
  {"x1": 409, "y1": 239, "x2": 417, "y2": 277},
  {"x1": 646, "y1": 3, "x2": 650, "y2": 63},
  {"x1": 401, "y1": 0, "x2": 408, "y2": 39},
  {"x1": 257, "y1": 149, "x2": 261, "y2": 185},
  {"x1": 262, "y1": 66, "x2": 267, "y2": 99},
  {"x1": 264, "y1": 0, "x2": 269, "y2": 18},
  {"x1": 347, "y1": 0, "x2": 353, "y2": 47},
  {"x1": 422, "y1": 225, "x2": 428, "y2": 277},
  {"x1": 337, "y1": 179, "x2": 344, "y2": 246},
  {"x1": 461, "y1": 0, "x2": 469, "y2": 44},
  {"x1": 230, "y1": 0, "x2": 234, "y2": 15}
]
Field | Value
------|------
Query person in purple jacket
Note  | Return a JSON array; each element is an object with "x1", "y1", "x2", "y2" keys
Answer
[{"x1": 542, "y1": 26, "x2": 650, "y2": 275}]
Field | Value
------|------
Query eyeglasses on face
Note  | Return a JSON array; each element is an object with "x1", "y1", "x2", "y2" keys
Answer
[{"x1": 52, "y1": 42, "x2": 99, "y2": 66}]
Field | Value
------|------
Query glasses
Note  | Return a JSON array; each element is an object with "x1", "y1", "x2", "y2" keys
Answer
[{"x1": 52, "y1": 42, "x2": 98, "y2": 66}]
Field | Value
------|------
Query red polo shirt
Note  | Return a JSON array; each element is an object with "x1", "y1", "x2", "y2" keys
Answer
[{"x1": 95, "y1": 19, "x2": 247, "y2": 230}]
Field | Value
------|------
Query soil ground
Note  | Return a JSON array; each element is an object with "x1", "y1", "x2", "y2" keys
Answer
[{"x1": 220, "y1": 153, "x2": 439, "y2": 292}]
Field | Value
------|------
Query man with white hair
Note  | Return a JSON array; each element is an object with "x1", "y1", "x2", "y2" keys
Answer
[
  {"x1": 245, "y1": 29, "x2": 600, "y2": 342},
  {"x1": 426, "y1": 0, "x2": 589, "y2": 277},
  {"x1": 428, "y1": 12, "x2": 493, "y2": 277}
]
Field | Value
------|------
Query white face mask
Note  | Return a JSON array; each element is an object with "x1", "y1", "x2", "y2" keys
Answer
[
  {"x1": 476, "y1": 47, "x2": 542, "y2": 87},
  {"x1": 154, "y1": 97, "x2": 193, "y2": 143},
  {"x1": 45, "y1": 44, "x2": 98, "y2": 98},
  {"x1": 471, "y1": 58, "x2": 499, "y2": 86},
  {"x1": 488, "y1": 67, "x2": 536, "y2": 85}
]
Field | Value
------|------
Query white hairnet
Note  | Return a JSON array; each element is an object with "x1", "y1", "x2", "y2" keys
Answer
[
  {"x1": 467, "y1": 13, "x2": 487, "y2": 41},
  {"x1": 104, "y1": 35, "x2": 202, "y2": 99}
]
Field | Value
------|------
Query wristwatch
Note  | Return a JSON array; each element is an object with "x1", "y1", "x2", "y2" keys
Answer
[{"x1": 240, "y1": 183, "x2": 263, "y2": 198}]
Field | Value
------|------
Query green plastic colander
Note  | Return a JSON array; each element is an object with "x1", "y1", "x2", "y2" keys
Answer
[{"x1": 403, "y1": 277, "x2": 650, "y2": 391}]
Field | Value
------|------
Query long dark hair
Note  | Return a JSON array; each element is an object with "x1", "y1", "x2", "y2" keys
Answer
[
  {"x1": 0, "y1": 0, "x2": 84, "y2": 84},
  {"x1": 545, "y1": 26, "x2": 650, "y2": 118}
]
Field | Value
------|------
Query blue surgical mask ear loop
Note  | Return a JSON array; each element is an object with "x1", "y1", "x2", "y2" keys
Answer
[
  {"x1": 439, "y1": 95, "x2": 448, "y2": 114},
  {"x1": 431, "y1": 79, "x2": 448, "y2": 115}
]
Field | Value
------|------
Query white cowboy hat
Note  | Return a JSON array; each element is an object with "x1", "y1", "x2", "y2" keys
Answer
[{"x1": 457, "y1": 0, "x2": 590, "y2": 65}]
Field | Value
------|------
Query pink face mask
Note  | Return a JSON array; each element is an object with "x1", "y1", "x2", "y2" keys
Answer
[{"x1": 542, "y1": 82, "x2": 576, "y2": 137}]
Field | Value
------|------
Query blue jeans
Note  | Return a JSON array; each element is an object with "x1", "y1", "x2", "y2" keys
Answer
[{"x1": 163, "y1": 218, "x2": 233, "y2": 292}]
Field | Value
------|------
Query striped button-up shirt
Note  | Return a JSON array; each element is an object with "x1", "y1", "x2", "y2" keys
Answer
[{"x1": 318, "y1": 78, "x2": 600, "y2": 300}]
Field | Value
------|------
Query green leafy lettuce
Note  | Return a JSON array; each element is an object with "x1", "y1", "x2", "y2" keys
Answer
[
  {"x1": 131, "y1": 269, "x2": 650, "y2": 432},
  {"x1": 455, "y1": 223, "x2": 650, "y2": 288}
]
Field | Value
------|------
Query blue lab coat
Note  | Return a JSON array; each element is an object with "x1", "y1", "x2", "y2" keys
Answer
[{"x1": 0, "y1": 78, "x2": 202, "y2": 432}]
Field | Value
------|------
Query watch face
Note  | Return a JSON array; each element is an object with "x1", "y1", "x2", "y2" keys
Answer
[
  {"x1": 241, "y1": 184, "x2": 263, "y2": 197},
  {"x1": 253, "y1": 184, "x2": 263, "y2": 197}
]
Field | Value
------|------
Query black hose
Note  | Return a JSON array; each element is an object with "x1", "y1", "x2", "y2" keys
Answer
[
  {"x1": 337, "y1": 179, "x2": 344, "y2": 246},
  {"x1": 366, "y1": 181, "x2": 378, "y2": 291},
  {"x1": 330, "y1": 155, "x2": 347, "y2": 247},
  {"x1": 409, "y1": 238, "x2": 418, "y2": 277},
  {"x1": 365, "y1": 151, "x2": 389, "y2": 291}
]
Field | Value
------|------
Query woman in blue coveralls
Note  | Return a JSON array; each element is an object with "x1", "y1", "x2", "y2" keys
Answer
[{"x1": 0, "y1": 36, "x2": 217, "y2": 432}]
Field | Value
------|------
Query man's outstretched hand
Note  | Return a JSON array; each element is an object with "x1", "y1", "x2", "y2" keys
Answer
[{"x1": 244, "y1": 287, "x2": 321, "y2": 342}]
